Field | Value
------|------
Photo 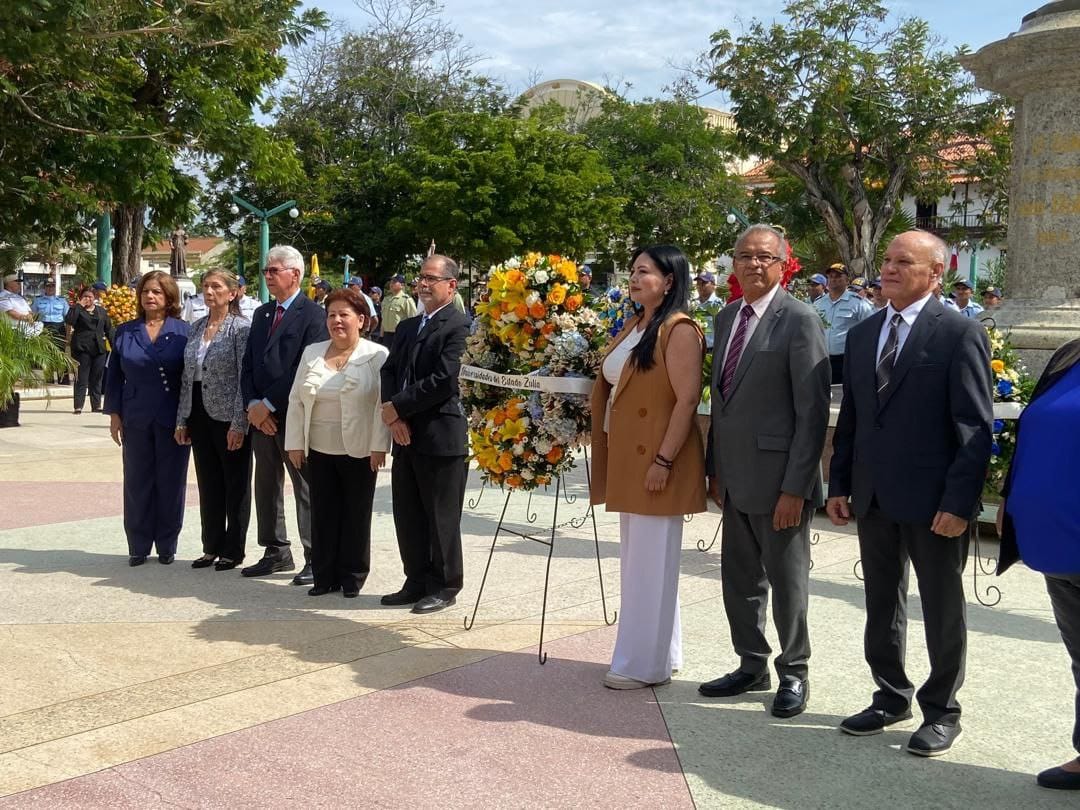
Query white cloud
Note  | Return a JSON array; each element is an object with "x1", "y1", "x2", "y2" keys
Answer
[{"x1": 309, "y1": 0, "x2": 1021, "y2": 102}]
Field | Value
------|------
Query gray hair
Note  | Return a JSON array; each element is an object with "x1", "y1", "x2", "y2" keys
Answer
[
  {"x1": 266, "y1": 245, "x2": 305, "y2": 282},
  {"x1": 734, "y1": 224, "x2": 789, "y2": 260},
  {"x1": 424, "y1": 254, "x2": 460, "y2": 280}
]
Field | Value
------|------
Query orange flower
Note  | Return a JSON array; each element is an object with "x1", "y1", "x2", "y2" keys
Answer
[
  {"x1": 498, "y1": 452, "x2": 514, "y2": 471},
  {"x1": 541, "y1": 322, "x2": 555, "y2": 335},
  {"x1": 529, "y1": 301, "x2": 547, "y2": 319},
  {"x1": 506, "y1": 474, "x2": 524, "y2": 488},
  {"x1": 505, "y1": 269, "x2": 526, "y2": 287},
  {"x1": 524, "y1": 450, "x2": 536, "y2": 460},
  {"x1": 547, "y1": 284, "x2": 567, "y2": 305},
  {"x1": 545, "y1": 446, "x2": 564, "y2": 464},
  {"x1": 564, "y1": 294, "x2": 583, "y2": 312},
  {"x1": 522, "y1": 323, "x2": 535, "y2": 335},
  {"x1": 536, "y1": 475, "x2": 551, "y2": 485},
  {"x1": 514, "y1": 302, "x2": 529, "y2": 319},
  {"x1": 535, "y1": 336, "x2": 548, "y2": 349},
  {"x1": 492, "y1": 410, "x2": 507, "y2": 426}
]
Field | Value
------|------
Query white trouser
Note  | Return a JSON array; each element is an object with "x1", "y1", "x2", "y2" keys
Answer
[{"x1": 610, "y1": 512, "x2": 683, "y2": 683}]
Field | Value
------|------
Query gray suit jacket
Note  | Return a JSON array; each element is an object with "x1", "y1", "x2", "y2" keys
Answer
[
  {"x1": 707, "y1": 287, "x2": 831, "y2": 514},
  {"x1": 176, "y1": 313, "x2": 251, "y2": 432}
]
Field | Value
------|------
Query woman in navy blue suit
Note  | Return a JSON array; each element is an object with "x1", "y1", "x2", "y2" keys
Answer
[{"x1": 104, "y1": 270, "x2": 192, "y2": 566}]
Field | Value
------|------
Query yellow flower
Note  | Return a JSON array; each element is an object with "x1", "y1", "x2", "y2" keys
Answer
[
  {"x1": 991, "y1": 359, "x2": 1005, "y2": 374},
  {"x1": 557, "y1": 260, "x2": 578, "y2": 283},
  {"x1": 547, "y1": 284, "x2": 567, "y2": 306}
]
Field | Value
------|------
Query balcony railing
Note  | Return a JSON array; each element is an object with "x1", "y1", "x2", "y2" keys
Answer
[{"x1": 915, "y1": 212, "x2": 1005, "y2": 231}]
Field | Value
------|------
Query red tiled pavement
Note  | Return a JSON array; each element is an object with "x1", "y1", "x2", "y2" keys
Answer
[
  {"x1": 0, "y1": 628, "x2": 693, "y2": 809},
  {"x1": 0, "y1": 482, "x2": 200, "y2": 530}
]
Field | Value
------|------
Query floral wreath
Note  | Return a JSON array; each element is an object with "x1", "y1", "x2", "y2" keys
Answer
[{"x1": 460, "y1": 253, "x2": 608, "y2": 490}]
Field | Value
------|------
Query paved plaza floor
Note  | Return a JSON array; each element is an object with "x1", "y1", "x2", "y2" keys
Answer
[{"x1": 1, "y1": 396, "x2": 1077, "y2": 808}]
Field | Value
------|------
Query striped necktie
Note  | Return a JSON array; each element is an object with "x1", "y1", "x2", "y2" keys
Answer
[
  {"x1": 720, "y1": 304, "x2": 754, "y2": 400},
  {"x1": 876, "y1": 313, "x2": 902, "y2": 396}
]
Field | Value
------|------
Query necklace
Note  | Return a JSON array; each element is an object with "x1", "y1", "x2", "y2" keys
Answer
[{"x1": 327, "y1": 341, "x2": 359, "y2": 370}]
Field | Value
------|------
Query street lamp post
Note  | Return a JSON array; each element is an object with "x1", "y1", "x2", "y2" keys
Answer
[
  {"x1": 230, "y1": 195, "x2": 299, "y2": 302},
  {"x1": 96, "y1": 212, "x2": 113, "y2": 285},
  {"x1": 341, "y1": 255, "x2": 354, "y2": 285}
]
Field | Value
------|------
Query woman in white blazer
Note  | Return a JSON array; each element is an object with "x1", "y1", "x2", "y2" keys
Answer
[{"x1": 286, "y1": 288, "x2": 391, "y2": 598}]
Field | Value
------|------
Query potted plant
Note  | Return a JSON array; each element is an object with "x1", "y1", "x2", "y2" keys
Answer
[{"x1": 0, "y1": 316, "x2": 73, "y2": 427}]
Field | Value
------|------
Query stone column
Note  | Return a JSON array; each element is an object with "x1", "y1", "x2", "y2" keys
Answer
[{"x1": 960, "y1": 1, "x2": 1080, "y2": 371}]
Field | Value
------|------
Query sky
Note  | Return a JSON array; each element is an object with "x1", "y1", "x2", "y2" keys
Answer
[{"x1": 307, "y1": 0, "x2": 1028, "y2": 101}]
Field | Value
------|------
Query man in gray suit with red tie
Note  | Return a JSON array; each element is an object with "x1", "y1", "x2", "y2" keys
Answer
[
  {"x1": 699, "y1": 225, "x2": 831, "y2": 719},
  {"x1": 827, "y1": 230, "x2": 992, "y2": 757},
  {"x1": 240, "y1": 245, "x2": 329, "y2": 583}
]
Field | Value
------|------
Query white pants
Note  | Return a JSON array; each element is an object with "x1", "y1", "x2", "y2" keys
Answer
[{"x1": 610, "y1": 513, "x2": 683, "y2": 683}]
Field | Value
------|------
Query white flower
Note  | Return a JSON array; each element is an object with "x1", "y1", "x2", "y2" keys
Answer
[
  {"x1": 506, "y1": 258, "x2": 521, "y2": 269},
  {"x1": 535, "y1": 438, "x2": 553, "y2": 455},
  {"x1": 534, "y1": 270, "x2": 549, "y2": 284},
  {"x1": 526, "y1": 291, "x2": 540, "y2": 306},
  {"x1": 521, "y1": 469, "x2": 535, "y2": 480},
  {"x1": 512, "y1": 443, "x2": 525, "y2": 456}
]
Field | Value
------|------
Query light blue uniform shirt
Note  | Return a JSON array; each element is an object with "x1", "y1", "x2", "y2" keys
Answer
[
  {"x1": 31, "y1": 294, "x2": 69, "y2": 323},
  {"x1": 813, "y1": 290, "x2": 872, "y2": 355},
  {"x1": 957, "y1": 301, "x2": 984, "y2": 318}
]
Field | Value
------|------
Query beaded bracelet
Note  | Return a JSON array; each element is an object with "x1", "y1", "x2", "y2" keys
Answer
[{"x1": 654, "y1": 454, "x2": 674, "y2": 470}]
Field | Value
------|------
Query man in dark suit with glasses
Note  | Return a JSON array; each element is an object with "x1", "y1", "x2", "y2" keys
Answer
[{"x1": 380, "y1": 254, "x2": 470, "y2": 614}]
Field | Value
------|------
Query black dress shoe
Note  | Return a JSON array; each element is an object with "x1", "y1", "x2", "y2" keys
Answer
[
  {"x1": 241, "y1": 556, "x2": 295, "y2": 578},
  {"x1": 307, "y1": 584, "x2": 341, "y2": 596},
  {"x1": 381, "y1": 588, "x2": 423, "y2": 606},
  {"x1": 128, "y1": 555, "x2": 147, "y2": 567},
  {"x1": 342, "y1": 588, "x2": 360, "y2": 599},
  {"x1": 839, "y1": 706, "x2": 913, "y2": 736},
  {"x1": 698, "y1": 669, "x2": 772, "y2": 698},
  {"x1": 906, "y1": 721, "x2": 961, "y2": 757},
  {"x1": 771, "y1": 676, "x2": 809, "y2": 718},
  {"x1": 191, "y1": 556, "x2": 216, "y2": 569},
  {"x1": 158, "y1": 554, "x2": 175, "y2": 565},
  {"x1": 412, "y1": 594, "x2": 456, "y2": 613},
  {"x1": 1037, "y1": 764, "x2": 1080, "y2": 790},
  {"x1": 214, "y1": 558, "x2": 241, "y2": 571},
  {"x1": 291, "y1": 563, "x2": 314, "y2": 586}
]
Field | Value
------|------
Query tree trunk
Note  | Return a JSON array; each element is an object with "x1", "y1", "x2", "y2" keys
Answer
[{"x1": 111, "y1": 203, "x2": 146, "y2": 285}]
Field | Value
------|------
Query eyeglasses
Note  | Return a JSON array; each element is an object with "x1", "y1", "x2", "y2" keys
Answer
[
  {"x1": 733, "y1": 254, "x2": 783, "y2": 267},
  {"x1": 417, "y1": 274, "x2": 454, "y2": 285},
  {"x1": 263, "y1": 266, "x2": 299, "y2": 276}
]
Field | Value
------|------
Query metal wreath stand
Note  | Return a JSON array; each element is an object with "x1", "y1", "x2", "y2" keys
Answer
[{"x1": 462, "y1": 445, "x2": 617, "y2": 664}]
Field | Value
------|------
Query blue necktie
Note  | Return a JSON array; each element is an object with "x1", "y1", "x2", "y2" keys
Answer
[{"x1": 417, "y1": 314, "x2": 429, "y2": 334}]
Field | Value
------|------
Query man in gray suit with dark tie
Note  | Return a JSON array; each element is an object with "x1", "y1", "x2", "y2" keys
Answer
[
  {"x1": 699, "y1": 224, "x2": 831, "y2": 718},
  {"x1": 827, "y1": 230, "x2": 992, "y2": 757}
]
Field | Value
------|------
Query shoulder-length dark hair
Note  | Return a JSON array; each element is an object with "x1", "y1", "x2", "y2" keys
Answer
[
  {"x1": 135, "y1": 270, "x2": 182, "y2": 320},
  {"x1": 628, "y1": 245, "x2": 691, "y2": 372}
]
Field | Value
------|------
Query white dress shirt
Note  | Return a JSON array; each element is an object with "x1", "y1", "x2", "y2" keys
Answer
[
  {"x1": 876, "y1": 292, "x2": 934, "y2": 364},
  {"x1": 721, "y1": 282, "x2": 781, "y2": 370}
]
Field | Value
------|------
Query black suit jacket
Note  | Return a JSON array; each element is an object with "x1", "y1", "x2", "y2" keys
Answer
[
  {"x1": 65, "y1": 304, "x2": 114, "y2": 355},
  {"x1": 380, "y1": 304, "x2": 469, "y2": 456},
  {"x1": 829, "y1": 296, "x2": 993, "y2": 524},
  {"x1": 997, "y1": 337, "x2": 1080, "y2": 574},
  {"x1": 241, "y1": 294, "x2": 329, "y2": 414}
]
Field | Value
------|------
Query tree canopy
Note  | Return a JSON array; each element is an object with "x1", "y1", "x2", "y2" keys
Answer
[{"x1": 706, "y1": 0, "x2": 1005, "y2": 277}]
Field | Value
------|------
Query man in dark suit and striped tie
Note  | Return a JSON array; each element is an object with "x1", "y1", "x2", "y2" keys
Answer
[{"x1": 827, "y1": 230, "x2": 993, "y2": 757}]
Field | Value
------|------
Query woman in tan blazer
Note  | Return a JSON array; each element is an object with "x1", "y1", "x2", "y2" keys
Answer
[
  {"x1": 590, "y1": 245, "x2": 706, "y2": 690},
  {"x1": 286, "y1": 288, "x2": 391, "y2": 598}
]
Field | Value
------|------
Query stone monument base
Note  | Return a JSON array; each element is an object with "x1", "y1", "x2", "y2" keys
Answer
[{"x1": 984, "y1": 298, "x2": 1080, "y2": 374}]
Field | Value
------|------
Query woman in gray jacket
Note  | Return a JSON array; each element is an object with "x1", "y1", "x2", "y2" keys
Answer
[{"x1": 175, "y1": 270, "x2": 252, "y2": 570}]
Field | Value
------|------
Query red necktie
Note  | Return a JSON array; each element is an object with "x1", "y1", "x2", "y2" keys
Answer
[
  {"x1": 269, "y1": 305, "x2": 285, "y2": 335},
  {"x1": 720, "y1": 304, "x2": 754, "y2": 400}
]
